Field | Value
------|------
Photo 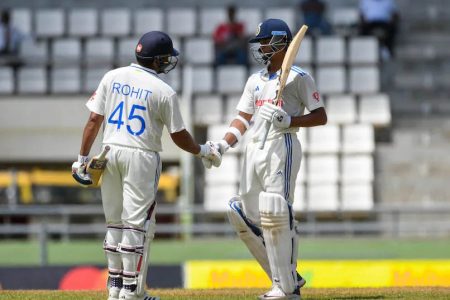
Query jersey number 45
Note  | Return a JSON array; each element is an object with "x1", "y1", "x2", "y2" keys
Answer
[{"x1": 108, "y1": 101, "x2": 146, "y2": 136}]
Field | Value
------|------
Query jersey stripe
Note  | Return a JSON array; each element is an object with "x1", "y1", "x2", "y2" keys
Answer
[{"x1": 284, "y1": 133, "x2": 293, "y2": 200}]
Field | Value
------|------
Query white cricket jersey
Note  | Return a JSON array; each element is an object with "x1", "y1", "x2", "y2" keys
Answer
[
  {"x1": 86, "y1": 63, "x2": 185, "y2": 152},
  {"x1": 237, "y1": 66, "x2": 324, "y2": 141}
]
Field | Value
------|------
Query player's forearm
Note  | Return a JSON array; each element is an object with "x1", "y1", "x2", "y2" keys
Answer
[
  {"x1": 170, "y1": 129, "x2": 201, "y2": 155},
  {"x1": 290, "y1": 107, "x2": 327, "y2": 128},
  {"x1": 80, "y1": 113, "x2": 104, "y2": 156}
]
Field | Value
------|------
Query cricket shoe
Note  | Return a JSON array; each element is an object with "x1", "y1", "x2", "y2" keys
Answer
[
  {"x1": 119, "y1": 290, "x2": 160, "y2": 300},
  {"x1": 257, "y1": 285, "x2": 300, "y2": 300},
  {"x1": 108, "y1": 287, "x2": 120, "y2": 300},
  {"x1": 297, "y1": 273, "x2": 306, "y2": 288}
]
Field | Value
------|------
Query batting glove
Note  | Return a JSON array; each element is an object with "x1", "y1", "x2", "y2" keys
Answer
[
  {"x1": 72, "y1": 155, "x2": 93, "y2": 186},
  {"x1": 259, "y1": 103, "x2": 291, "y2": 129},
  {"x1": 198, "y1": 142, "x2": 222, "y2": 168}
]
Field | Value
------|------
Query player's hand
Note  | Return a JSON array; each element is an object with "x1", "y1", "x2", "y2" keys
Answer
[
  {"x1": 198, "y1": 141, "x2": 222, "y2": 167},
  {"x1": 71, "y1": 155, "x2": 93, "y2": 186},
  {"x1": 259, "y1": 103, "x2": 291, "y2": 129},
  {"x1": 212, "y1": 140, "x2": 230, "y2": 155}
]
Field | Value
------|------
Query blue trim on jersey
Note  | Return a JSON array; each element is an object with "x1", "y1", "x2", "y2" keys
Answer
[
  {"x1": 229, "y1": 200, "x2": 263, "y2": 237},
  {"x1": 291, "y1": 66, "x2": 307, "y2": 76},
  {"x1": 130, "y1": 64, "x2": 159, "y2": 77},
  {"x1": 284, "y1": 133, "x2": 293, "y2": 201}
]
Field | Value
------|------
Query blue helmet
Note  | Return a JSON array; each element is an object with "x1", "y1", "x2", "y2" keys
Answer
[
  {"x1": 135, "y1": 31, "x2": 179, "y2": 73},
  {"x1": 249, "y1": 19, "x2": 292, "y2": 65}
]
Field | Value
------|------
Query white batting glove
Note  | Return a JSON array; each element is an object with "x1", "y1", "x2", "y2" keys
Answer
[
  {"x1": 197, "y1": 142, "x2": 222, "y2": 167},
  {"x1": 71, "y1": 155, "x2": 92, "y2": 186},
  {"x1": 259, "y1": 103, "x2": 291, "y2": 129},
  {"x1": 213, "y1": 140, "x2": 230, "y2": 155}
]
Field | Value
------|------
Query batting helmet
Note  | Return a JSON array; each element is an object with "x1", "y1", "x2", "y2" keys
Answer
[{"x1": 135, "y1": 31, "x2": 179, "y2": 74}]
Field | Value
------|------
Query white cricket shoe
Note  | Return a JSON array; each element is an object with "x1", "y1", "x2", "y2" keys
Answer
[
  {"x1": 108, "y1": 286, "x2": 120, "y2": 300},
  {"x1": 118, "y1": 289, "x2": 160, "y2": 300},
  {"x1": 257, "y1": 284, "x2": 300, "y2": 300}
]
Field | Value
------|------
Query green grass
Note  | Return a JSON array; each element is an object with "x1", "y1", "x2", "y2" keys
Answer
[
  {"x1": 0, "y1": 288, "x2": 449, "y2": 300},
  {"x1": 0, "y1": 238, "x2": 449, "y2": 266}
]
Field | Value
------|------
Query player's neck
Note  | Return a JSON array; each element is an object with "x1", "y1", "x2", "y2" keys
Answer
[{"x1": 267, "y1": 60, "x2": 282, "y2": 74}]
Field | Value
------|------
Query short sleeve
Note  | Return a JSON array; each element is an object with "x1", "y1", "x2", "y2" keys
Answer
[
  {"x1": 236, "y1": 77, "x2": 255, "y2": 115},
  {"x1": 86, "y1": 73, "x2": 108, "y2": 115},
  {"x1": 160, "y1": 93, "x2": 186, "y2": 134},
  {"x1": 297, "y1": 74, "x2": 324, "y2": 112}
]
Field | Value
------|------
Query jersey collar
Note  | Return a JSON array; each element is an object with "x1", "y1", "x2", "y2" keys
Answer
[
  {"x1": 260, "y1": 67, "x2": 280, "y2": 81},
  {"x1": 130, "y1": 63, "x2": 159, "y2": 76}
]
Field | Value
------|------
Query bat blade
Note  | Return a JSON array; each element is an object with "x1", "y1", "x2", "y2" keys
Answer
[
  {"x1": 259, "y1": 25, "x2": 309, "y2": 150},
  {"x1": 87, "y1": 145, "x2": 110, "y2": 186}
]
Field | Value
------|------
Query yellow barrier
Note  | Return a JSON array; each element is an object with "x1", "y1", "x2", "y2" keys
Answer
[
  {"x1": 185, "y1": 260, "x2": 450, "y2": 288},
  {"x1": 0, "y1": 170, "x2": 179, "y2": 203}
]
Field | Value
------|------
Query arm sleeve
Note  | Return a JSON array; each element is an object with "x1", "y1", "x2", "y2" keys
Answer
[
  {"x1": 160, "y1": 93, "x2": 186, "y2": 134},
  {"x1": 236, "y1": 77, "x2": 255, "y2": 115},
  {"x1": 86, "y1": 73, "x2": 108, "y2": 116},
  {"x1": 297, "y1": 74, "x2": 324, "y2": 112}
]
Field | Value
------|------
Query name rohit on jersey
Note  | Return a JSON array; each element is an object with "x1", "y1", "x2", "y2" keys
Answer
[{"x1": 112, "y1": 82, "x2": 152, "y2": 101}]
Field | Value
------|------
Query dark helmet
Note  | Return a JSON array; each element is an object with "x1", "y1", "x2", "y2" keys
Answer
[
  {"x1": 135, "y1": 31, "x2": 179, "y2": 73},
  {"x1": 249, "y1": 19, "x2": 292, "y2": 65}
]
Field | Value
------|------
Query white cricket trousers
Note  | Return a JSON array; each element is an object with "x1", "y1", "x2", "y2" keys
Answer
[
  {"x1": 101, "y1": 144, "x2": 161, "y2": 228},
  {"x1": 239, "y1": 133, "x2": 302, "y2": 226}
]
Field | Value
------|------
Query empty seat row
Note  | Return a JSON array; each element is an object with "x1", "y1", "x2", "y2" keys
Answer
[
  {"x1": 10, "y1": 7, "x2": 298, "y2": 38},
  {"x1": 204, "y1": 182, "x2": 374, "y2": 212}
]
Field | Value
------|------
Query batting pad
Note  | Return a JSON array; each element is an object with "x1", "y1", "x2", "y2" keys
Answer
[
  {"x1": 103, "y1": 225, "x2": 123, "y2": 277},
  {"x1": 227, "y1": 197, "x2": 272, "y2": 278},
  {"x1": 260, "y1": 192, "x2": 297, "y2": 294}
]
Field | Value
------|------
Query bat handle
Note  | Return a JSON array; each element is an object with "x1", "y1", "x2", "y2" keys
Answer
[
  {"x1": 259, "y1": 121, "x2": 271, "y2": 150},
  {"x1": 99, "y1": 145, "x2": 110, "y2": 160}
]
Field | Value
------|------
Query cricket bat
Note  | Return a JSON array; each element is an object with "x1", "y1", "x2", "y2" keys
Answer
[
  {"x1": 259, "y1": 25, "x2": 308, "y2": 150},
  {"x1": 86, "y1": 145, "x2": 110, "y2": 186}
]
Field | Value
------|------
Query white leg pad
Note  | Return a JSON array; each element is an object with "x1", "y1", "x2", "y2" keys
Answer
[
  {"x1": 260, "y1": 192, "x2": 297, "y2": 294},
  {"x1": 227, "y1": 197, "x2": 272, "y2": 278},
  {"x1": 104, "y1": 225, "x2": 123, "y2": 298}
]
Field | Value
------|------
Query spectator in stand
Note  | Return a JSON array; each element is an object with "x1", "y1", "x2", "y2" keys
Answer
[
  {"x1": 299, "y1": 0, "x2": 332, "y2": 35},
  {"x1": 359, "y1": 0, "x2": 399, "y2": 59},
  {"x1": 213, "y1": 5, "x2": 248, "y2": 66},
  {"x1": 0, "y1": 10, "x2": 24, "y2": 56}
]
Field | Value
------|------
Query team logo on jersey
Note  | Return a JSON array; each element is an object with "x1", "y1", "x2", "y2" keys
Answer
[
  {"x1": 136, "y1": 43, "x2": 143, "y2": 53},
  {"x1": 256, "y1": 23, "x2": 261, "y2": 36},
  {"x1": 313, "y1": 91, "x2": 320, "y2": 102},
  {"x1": 255, "y1": 86, "x2": 260, "y2": 91}
]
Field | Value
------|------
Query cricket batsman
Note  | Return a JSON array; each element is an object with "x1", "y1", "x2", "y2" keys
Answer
[
  {"x1": 72, "y1": 31, "x2": 221, "y2": 300},
  {"x1": 204, "y1": 19, "x2": 327, "y2": 299}
]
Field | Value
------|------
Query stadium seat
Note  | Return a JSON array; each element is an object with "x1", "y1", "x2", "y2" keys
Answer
[
  {"x1": 341, "y1": 183, "x2": 374, "y2": 211},
  {"x1": 316, "y1": 66, "x2": 346, "y2": 94},
  {"x1": 167, "y1": 8, "x2": 196, "y2": 37},
  {"x1": 359, "y1": 94, "x2": 392, "y2": 127},
  {"x1": 68, "y1": 9, "x2": 98, "y2": 37},
  {"x1": 349, "y1": 66, "x2": 380, "y2": 94},
  {"x1": 199, "y1": 8, "x2": 227, "y2": 36},
  {"x1": 85, "y1": 38, "x2": 115, "y2": 67},
  {"x1": 307, "y1": 154, "x2": 339, "y2": 184},
  {"x1": 35, "y1": 9, "x2": 65, "y2": 37},
  {"x1": 190, "y1": 66, "x2": 213, "y2": 93},
  {"x1": 316, "y1": 36, "x2": 346, "y2": 65},
  {"x1": 342, "y1": 124, "x2": 375, "y2": 154},
  {"x1": 341, "y1": 155, "x2": 374, "y2": 184},
  {"x1": 83, "y1": 68, "x2": 109, "y2": 93},
  {"x1": 52, "y1": 38, "x2": 82, "y2": 66},
  {"x1": 264, "y1": 8, "x2": 296, "y2": 33},
  {"x1": 50, "y1": 68, "x2": 81, "y2": 94},
  {"x1": 184, "y1": 38, "x2": 214, "y2": 65},
  {"x1": 293, "y1": 183, "x2": 306, "y2": 211},
  {"x1": 204, "y1": 184, "x2": 238, "y2": 212},
  {"x1": 19, "y1": 39, "x2": 48, "y2": 66},
  {"x1": 225, "y1": 95, "x2": 241, "y2": 123},
  {"x1": 194, "y1": 95, "x2": 223, "y2": 125},
  {"x1": 295, "y1": 36, "x2": 312, "y2": 65},
  {"x1": 308, "y1": 124, "x2": 340, "y2": 153},
  {"x1": 331, "y1": 7, "x2": 359, "y2": 35},
  {"x1": 236, "y1": 8, "x2": 262, "y2": 36},
  {"x1": 134, "y1": 9, "x2": 164, "y2": 35},
  {"x1": 118, "y1": 38, "x2": 138, "y2": 66},
  {"x1": 17, "y1": 68, "x2": 47, "y2": 94},
  {"x1": 297, "y1": 128, "x2": 308, "y2": 153},
  {"x1": 0, "y1": 67, "x2": 14, "y2": 94},
  {"x1": 307, "y1": 183, "x2": 339, "y2": 211},
  {"x1": 11, "y1": 9, "x2": 31, "y2": 35},
  {"x1": 326, "y1": 94, "x2": 357, "y2": 124},
  {"x1": 205, "y1": 155, "x2": 240, "y2": 184},
  {"x1": 349, "y1": 37, "x2": 379, "y2": 65},
  {"x1": 217, "y1": 65, "x2": 247, "y2": 94},
  {"x1": 101, "y1": 9, "x2": 131, "y2": 37}
]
